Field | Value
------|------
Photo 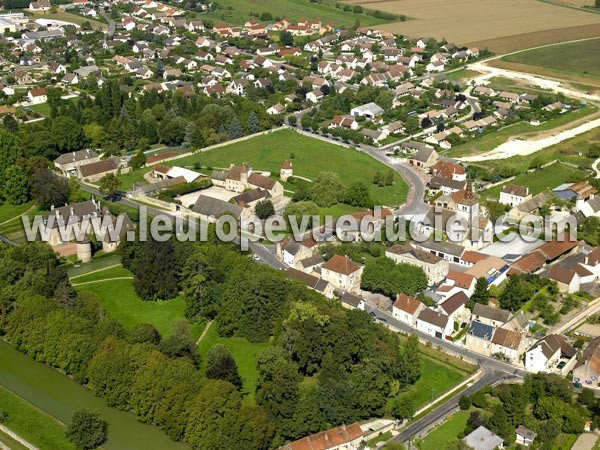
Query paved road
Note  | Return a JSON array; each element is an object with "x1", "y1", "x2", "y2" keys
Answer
[{"x1": 100, "y1": 10, "x2": 115, "y2": 38}]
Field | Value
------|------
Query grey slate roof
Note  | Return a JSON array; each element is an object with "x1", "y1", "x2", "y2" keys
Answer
[
  {"x1": 463, "y1": 426, "x2": 503, "y2": 450},
  {"x1": 191, "y1": 195, "x2": 242, "y2": 219},
  {"x1": 467, "y1": 320, "x2": 495, "y2": 341}
]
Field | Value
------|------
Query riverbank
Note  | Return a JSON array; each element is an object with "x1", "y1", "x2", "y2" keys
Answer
[{"x1": 0, "y1": 341, "x2": 190, "y2": 450}]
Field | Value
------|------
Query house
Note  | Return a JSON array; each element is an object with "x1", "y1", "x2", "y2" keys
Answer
[
  {"x1": 27, "y1": 88, "x2": 47, "y2": 104},
  {"x1": 28, "y1": 0, "x2": 51, "y2": 10},
  {"x1": 279, "y1": 423, "x2": 363, "y2": 450},
  {"x1": 525, "y1": 334, "x2": 576, "y2": 373},
  {"x1": 428, "y1": 177, "x2": 466, "y2": 196},
  {"x1": 491, "y1": 327, "x2": 524, "y2": 362},
  {"x1": 360, "y1": 128, "x2": 387, "y2": 144},
  {"x1": 330, "y1": 115, "x2": 359, "y2": 130},
  {"x1": 321, "y1": 255, "x2": 363, "y2": 293},
  {"x1": 386, "y1": 243, "x2": 449, "y2": 285},
  {"x1": 392, "y1": 293, "x2": 424, "y2": 326},
  {"x1": 472, "y1": 304, "x2": 511, "y2": 328},
  {"x1": 232, "y1": 188, "x2": 271, "y2": 210},
  {"x1": 306, "y1": 89, "x2": 324, "y2": 103},
  {"x1": 266, "y1": 103, "x2": 285, "y2": 115},
  {"x1": 285, "y1": 268, "x2": 334, "y2": 299},
  {"x1": 277, "y1": 237, "x2": 317, "y2": 268},
  {"x1": 408, "y1": 146, "x2": 438, "y2": 168},
  {"x1": 499, "y1": 185, "x2": 531, "y2": 207},
  {"x1": 438, "y1": 291, "x2": 470, "y2": 328},
  {"x1": 416, "y1": 308, "x2": 452, "y2": 339},
  {"x1": 463, "y1": 426, "x2": 503, "y2": 450},
  {"x1": 61, "y1": 73, "x2": 78, "y2": 85},
  {"x1": 77, "y1": 157, "x2": 122, "y2": 182},
  {"x1": 545, "y1": 265, "x2": 580, "y2": 293},
  {"x1": 515, "y1": 425, "x2": 537, "y2": 447},
  {"x1": 573, "y1": 337, "x2": 600, "y2": 387},
  {"x1": 431, "y1": 160, "x2": 466, "y2": 181},
  {"x1": 465, "y1": 320, "x2": 495, "y2": 356},
  {"x1": 509, "y1": 190, "x2": 554, "y2": 220},
  {"x1": 54, "y1": 149, "x2": 99, "y2": 176},
  {"x1": 350, "y1": 102, "x2": 384, "y2": 119},
  {"x1": 340, "y1": 292, "x2": 365, "y2": 310}
]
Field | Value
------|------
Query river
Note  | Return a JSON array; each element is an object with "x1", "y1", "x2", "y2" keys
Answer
[{"x1": 0, "y1": 341, "x2": 190, "y2": 450}]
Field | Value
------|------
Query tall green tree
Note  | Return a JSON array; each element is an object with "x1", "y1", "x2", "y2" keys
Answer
[
  {"x1": 205, "y1": 344, "x2": 242, "y2": 389},
  {"x1": 133, "y1": 239, "x2": 179, "y2": 301},
  {"x1": 98, "y1": 173, "x2": 122, "y2": 196},
  {"x1": 65, "y1": 408, "x2": 108, "y2": 450},
  {"x1": 3, "y1": 166, "x2": 29, "y2": 204}
]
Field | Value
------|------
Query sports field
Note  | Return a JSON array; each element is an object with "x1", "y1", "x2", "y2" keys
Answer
[
  {"x1": 494, "y1": 38, "x2": 600, "y2": 84},
  {"x1": 349, "y1": 0, "x2": 600, "y2": 51}
]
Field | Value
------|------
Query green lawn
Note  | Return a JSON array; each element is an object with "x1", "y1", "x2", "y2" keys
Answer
[
  {"x1": 202, "y1": 0, "x2": 397, "y2": 27},
  {"x1": 392, "y1": 354, "x2": 469, "y2": 409},
  {"x1": 0, "y1": 386, "x2": 76, "y2": 450},
  {"x1": 447, "y1": 103, "x2": 598, "y2": 157},
  {"x1": 480, "y1": 162, "x2": 587, "y2": 200},
  {"x1": 116, "y1": 168, "x2": 149, "y2": 191},
  {"x1": 74, "y1": 276, "x2": 203, "y2": 339},
  {"x1": 502, "y1": 37, "x2": 600, "y2": 80},
  {"x1": 445, "y1": 68, "x2": 481, "y2": 82},
  {"x1": 172, "y1": 129, "x2": 408, "y2": 207},
  {"x1": 0, "y1": 201, "x2": 33, "y2": 224},
  {"x1": 70, "y1": 265, "x2": 133, "y2": 283},
  {"x1": 419, "y1": 410, "x2": 469, "y2": 450},
  {"x1": 0, "y1": 205, "x2": 45, "y2": 244},
  {"x1": 196, "y1": 321, "x2": 269, "y2": 403}
]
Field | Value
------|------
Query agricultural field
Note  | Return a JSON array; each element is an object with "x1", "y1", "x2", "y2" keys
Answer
[
  {"x1": 72, "y1": 267, "x2": 204, "y2": 339},
  {"x1": 203, "y1": 0, "x2": 397, "y2": 27},
  {"x1": 493, "y1": 38, "x2": 600, "y2": 86},
  {"x1": 418, "y1": 410, "x2": 469, "y2": 450},
  {"x1": 170, "y1": 129, "x2": 408, "y2": 208},
  {"x1": 196, "y1": 322, "x2": 269, "y2": 403},
  {"x1": 347, "y1": 0, "x2": 600, "y2": 51}
]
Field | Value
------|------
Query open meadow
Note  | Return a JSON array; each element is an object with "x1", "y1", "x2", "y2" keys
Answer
[
  {"x1": 348, "y1": 0, "x2": 600, "y2": 51},
  {"x1": 171, "y1": 129, "x2": 408, "y2": 208}
]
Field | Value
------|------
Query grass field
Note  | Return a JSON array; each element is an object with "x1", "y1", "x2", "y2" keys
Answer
[
  {"x1": 0, "y1": 201, "x2": 33, "y2": 224},
  {"x1": 0, "y1": 386, "x2": 75, "y2": 450},
  {"x1": 391, "y1": 354, "x2": 470, "y2": 409},
  {"x1": 446, "y1": 103, "x2": 598, "y2": 158},
  {"x1": 202, "y1": 0, "x2": 396, "y2": 27},
  {"x1": 480, "y1": 162, "x2": 587, "y2": 200},
  {"x1": 70, "y1": 265, "x2": 134, "y2": 283},
  {"x1": 348, "y1": 0, "x2": 600, "y2": 49},
  {"x1": 171, "y1": 129, "x2": 408, "y2": 208},
  {"x1": 73, "y1": 273, "x2": 204, "y2": 339},
  {"x1": 499, "y1": 37, "x2": 600, "y2": 83},
  {"x1": 30, "y1": 10, "x2": 107, "y2": 30},
  {"x1": 196, "y1": 322, "x2": 269, "y2": 403},
  {"x1": 0, "y1": 205, "x2": 45, "y2": 244},
  {"x1": 418, "y1": 410, "x2": 469, "y2": 450}
]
